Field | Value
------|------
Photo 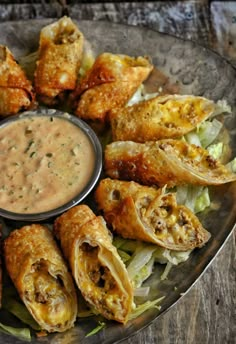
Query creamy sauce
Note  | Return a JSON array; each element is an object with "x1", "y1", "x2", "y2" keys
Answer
[{"x1": 0, "y1": 115, "x2": 95, "y2": 213}]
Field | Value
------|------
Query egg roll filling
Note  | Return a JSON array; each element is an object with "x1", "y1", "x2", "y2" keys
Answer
[
  {"x1": 23, "y1": 259, "x2": 74, "y2": 329},
  {"x1": 54, "y1": 27, "x2": 81, "y2": 45},
  {"x1": 78, "y1": 242, "x2": 127, "y2": 319},
  {"x1": 137, "y1": 193, "x2": 202, "y2": 245}
]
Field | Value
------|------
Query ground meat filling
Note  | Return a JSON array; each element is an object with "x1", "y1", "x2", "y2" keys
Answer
[
  {"x1": 81, "y1": 243, "x2": 116, "y2": 291},
  {"x1": 138, "y1": 193, "x2": 194, "y2": 245},
  {"x1": 80, "y1": 242, "x2": 125, "y2": 319},
  {"x1": 23, "y1": 259, "x2": 73, "y2": 328}
]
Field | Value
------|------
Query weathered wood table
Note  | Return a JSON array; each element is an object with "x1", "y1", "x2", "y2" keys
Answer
[{"x1": 0, "y1": 1, "x2": 235, "y2": 343}]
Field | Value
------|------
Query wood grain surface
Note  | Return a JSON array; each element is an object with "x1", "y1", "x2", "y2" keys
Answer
[{"x1": 0, "y1": 2, "x2": 235, "y2": 344}]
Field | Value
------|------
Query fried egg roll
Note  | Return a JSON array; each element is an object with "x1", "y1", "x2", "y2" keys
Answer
[
  {"x1": 54, "y1": 205, "x2": 133, "y2": 324},
  {"x1": 34, "y1": 16, "x2": 84, "y2": 105},
  {"x1": 110, "y1": 95, "x2": 216, "y2": 142},
  {"x1": 95, "y1": 178, "x2": 211, "y2": 251},
  {"x1": 0, "y1": 45, "x2": 35, "y2": 117},
  {"x1": 72, "y1": 52, "x2": 153, "y2": 122},
  {"x1": 4, "y1": 224, "x2": 78, "y2": 333},
  {"x1": 105, "y1": 140, "x2": 236, "y2": 188}
]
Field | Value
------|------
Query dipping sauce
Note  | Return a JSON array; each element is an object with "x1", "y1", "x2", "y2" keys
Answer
[{"x1": 0, "y1": 115, "x2": 96, "y2": 213}]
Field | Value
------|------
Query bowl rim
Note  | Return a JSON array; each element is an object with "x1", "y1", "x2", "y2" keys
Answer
[{"x1": 0, "y1": 108, "x2": 103, "y2": 221}]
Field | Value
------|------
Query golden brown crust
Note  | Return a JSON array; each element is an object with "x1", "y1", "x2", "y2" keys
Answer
[
  {"x1": 34, "y1": 16, "x2": 84, "y2": 105},
  {"x1": 110, "y1": 95, "x2": 215, "y2": 142},
  {"x1": 53, "y1": 204, "x2": 96, "y2": 263},
  {"x1": 72, "y1": 53, "x2": 153, "y2": 122},
  {"x1": 4, "y1": 224, "x2": 77, "y2": 333},
  {"x1": 95, "y1": 178, "x2": 211, "y2": 251},
  {"x1": 105, "y1": 140, "x2": 236, "y2": 188},
  {"x1": 0, "y1": 45, "x2": 35, "y2": 116},
  {"x1": 54, "y1": 205, "x2": 133, "y2": 323}
]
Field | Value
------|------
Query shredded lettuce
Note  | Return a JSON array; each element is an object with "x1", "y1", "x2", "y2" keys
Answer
[
  {"x1": 227, "y1": 157, "x2": 236, "y2": 173},
  {"x1": 79, "y1": 41, "x2": 95, "y2": 78},
  {"x1": 194, "y1": 187, "x2": 211, "y2": 213},
  {"x1": 197, "y1": 119, "x2": 223, "y2": 148},
  {"x1": 160, "y1": 262, "x2": 173, "y2": 281},
  {"x1": 134, "y1": 286, "x2": 150, "y2": 297},
  {"x1": 132, "y1": 257, "x2": 155, "y2": 288},
  {"x1": 176, "y1": 184, "x2": 210, "y2": 213},
  {"x1": 115, "y1": 237, "x2": 192, "y2": 292},
  {"x1": 3, "y1": 297, "x2": 40, "y2": 331},
  {"x1": 85, "y1": 321, "x2": 106, "y2": 337},
  {"x1": 211, "y1": 99, "x2": 231, "y2": 117},
  {"x1": 128, "y1": 297, "x2": 164, "y2": 320},
  {"x1": 184, "y1": 131, "x2": 201, "y2": 147},
  {"x1": 113, "y1": 237, "x2": 137, "y2": 253},
  {"x1": 127, "y1": 84, "x2": 159, "y2": 106},
  {"x1": 154, "y1": 247, "x2": 191, "y2": 265},
  {"x1": 0, "y1": 322, "x2": 31, "y2": 341},
  {"x1": 207, "y1": 142, "x2": 224, "y2": 160},
  {"x1": 117, "y1": 249, "x2": 131, "y2": 263},
  {"x1": 126, "y1": 243, "x2": 156, "y2": 282}
]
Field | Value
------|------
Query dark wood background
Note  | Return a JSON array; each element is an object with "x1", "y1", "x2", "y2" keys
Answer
[{"x1": 0, "y1": 1, "x2": 235, "y2": 344}]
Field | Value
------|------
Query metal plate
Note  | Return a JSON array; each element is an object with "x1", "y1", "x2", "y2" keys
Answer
[{"x1": 0, "y1": 19, "x2": 235, "y2": 344}]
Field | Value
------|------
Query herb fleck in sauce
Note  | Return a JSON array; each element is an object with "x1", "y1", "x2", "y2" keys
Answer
[{"x1": 0, "y1": 116, "x2": 95, "y2": 213}]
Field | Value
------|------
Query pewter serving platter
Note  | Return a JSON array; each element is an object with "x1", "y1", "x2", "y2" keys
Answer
[{"x1": 0, "y1": 19, "x2": 236, "y2": 344}]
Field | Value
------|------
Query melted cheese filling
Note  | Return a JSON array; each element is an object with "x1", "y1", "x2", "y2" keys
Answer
[
  {"x1": 78, "y1": 243, "x2": 125, "y2": 318},
  {"x1": 159, "y1": 97, "x2": 213, "y2": 126},
  {"x1": 24, "y1": 260, "x2": 73, "y2": 327},
  {"x1": 141, "y1": 194, "x2": 195, "y2": 245}
]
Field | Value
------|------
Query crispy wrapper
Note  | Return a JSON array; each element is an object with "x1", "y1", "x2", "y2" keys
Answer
[
  {"x1": 54, "y1": 205, "x2": 133, "y2": 324},
  {"x1": 0, "y1": 45, "x2": 35, "y2": 116},
  {"x1": 110, "y1": 95, "x2": 215, "y2": 142},
  {"x1": 34, "y1": 16, "x2": 84, "y2": 105},
  {"x1": 72, "y1": 52, "x2": 153, "y2": 122},
  {"x1": 105, "y1": 140, "x2": 236, "y2": 188},
  {"x1": 4, "y1": 224, "x2": 78, "y2": 333},
  {"x1": 95, "y1": 178, "x2": 211, "y2": 251}
]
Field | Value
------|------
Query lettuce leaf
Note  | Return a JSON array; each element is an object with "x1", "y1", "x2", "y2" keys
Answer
[
  {"x1": 176, "y1": 184, "x2": 210, "y2": 213},
  {"x1": 113, "y1": 237, "x2": 137, "y2": 253},
  {"x1": 85, "y1": 322, "x2": 106, "y2": 337},
  {"x1": 0, "y1": 322, "x2": 31, "y2": 341},
  {"x1": 211, "y1": 99, "x2": 231, "y2": 117},
  {"x1": 132, "y1": 257, "x2": 155, "y2": 288},
  {"x1": 207, "y1": 142, "x2": 223, "y2": 160},
  {"x1": 126, "y1": 243, "x2": 156, "y2": 282},
  {"x1": 194, "y1": 187, "x2": 211, "y2": 213},
  {"x1": 197, "y1": 119, "x2": 223, "y2": 148},
  {"x1": 226, "y1": 157, "x2": 236, "y2": 173},
  {"x1": 128, "y1": 297, "x2": 164, "y2": 320},
  {"x1": 154, "y1": 247, "x2": 191, "y2": 265},
  {"x1": 127, "y1": 84, "x2": 159, "y2": 106},
  {"x1": 3, "y1": 297, "x2": 40, "y2": 331}
]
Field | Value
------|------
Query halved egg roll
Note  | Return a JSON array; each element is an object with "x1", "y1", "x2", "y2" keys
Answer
[
  {"x1": 110, "y1": 95, "x2": 216, "y2": 142},
  {"x1": 72, "y1": 52, "x2": 153, "y2": 122},
  {"x1": 34, "y1": 16, "x2": 84, "y2": 105},
  {"x1": 3, "y1": 224, "x2": 78, "y2": 333},
  {"x1": 95, "y1": 178, "x2": 211, "y2": 251},
  {"x1": 105, "y1": 140, "x2": 236, "y2": 188},
  {"x1": 54, "y1": 205, "x2": 133, "y2": 324},
  {"x1": 0, "y1": 45, "x2": 35, "y2": 117}
]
